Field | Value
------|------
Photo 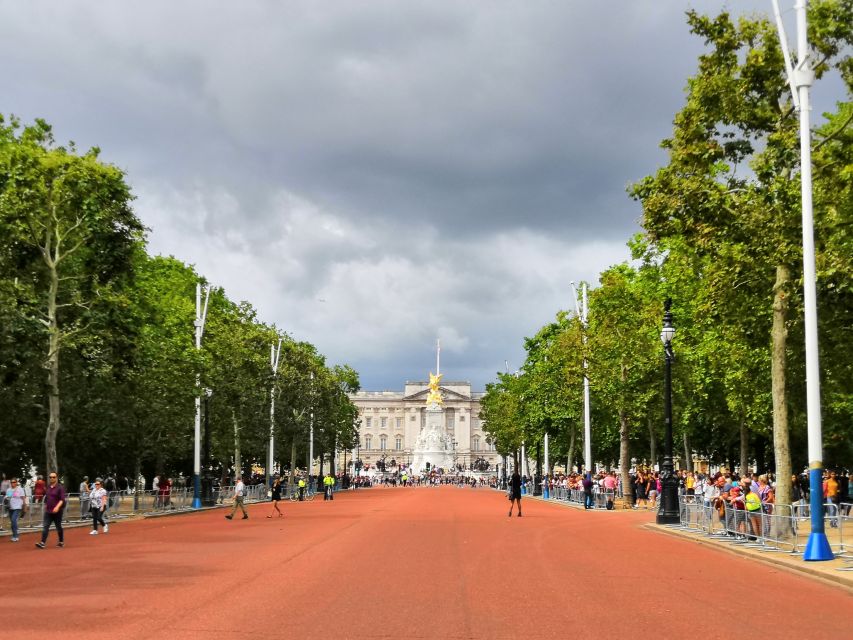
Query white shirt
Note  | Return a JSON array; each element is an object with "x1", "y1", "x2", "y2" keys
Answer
[
  {"x1": 90, "y1": 487, "x2": 107, "y2": 508},
  {"x1": 5, "y1": 486, "x2": 25, "y2": 510},
  {"x1": 234, "y1": 481, "x2": 245, "y2": 497}
]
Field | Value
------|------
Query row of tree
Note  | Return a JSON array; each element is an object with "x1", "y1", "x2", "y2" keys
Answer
[
  {"x1": 480, "y1": 4, "x2": 852, "y2": 507},
  {"x1": 0, "y1": 116, "x2": 360, "y2": 488}
]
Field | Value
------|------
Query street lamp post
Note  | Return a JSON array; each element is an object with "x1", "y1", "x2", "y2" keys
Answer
[
  {"x1": 657, "y1": 298, "x2": 680, "y2": 524},
  {"x1": 192, "y1": 283, "x2": 210, "y2": 509}
]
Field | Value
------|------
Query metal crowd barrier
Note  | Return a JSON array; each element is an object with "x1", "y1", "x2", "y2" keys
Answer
[
  {"x1": 1, "y1": 485, "x2": 271, "y2": 535},
  {"x1": 674, "y1": 496, "x2": 848, "y2": 556}
]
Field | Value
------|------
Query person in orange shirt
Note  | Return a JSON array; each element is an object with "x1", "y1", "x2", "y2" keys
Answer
[{"x1": 824, "y1": 471, "x2": 840, "y2": 527}]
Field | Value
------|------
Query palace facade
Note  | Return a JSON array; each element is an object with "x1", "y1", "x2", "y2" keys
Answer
[{"x1": 349, "y1": 381, "x2": 499, "y2": 471}]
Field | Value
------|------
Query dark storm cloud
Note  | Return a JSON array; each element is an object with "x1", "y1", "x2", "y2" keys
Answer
[{"x1": 1, "y1": 0, "x2": 829, "y2": 389}]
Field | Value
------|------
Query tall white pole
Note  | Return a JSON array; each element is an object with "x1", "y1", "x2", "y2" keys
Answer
[
  {"x1": 544, "y1": 433, "x2": 550, "y2": 478},
  {"x1": 268, "y1": 339, "x2": 282, "y2": 486},
  {"x1": 794, "y1": 0, "x2": 830, "y2": 561},
  {"x1": 769, "y1": 0, "x2": 830, "y2": 562},
  {"x1": 192, "y1": 282, "x2": 210, "y2": 509},
  {"x1": 436, "y1": 338, "x2": 441, "y2": 376},
  {"x1": 308, "y1": 371, "x2": 314, "y2": 488},
  {"x1": 571, "y1": 281, "x2": 592, "y2": 472}
]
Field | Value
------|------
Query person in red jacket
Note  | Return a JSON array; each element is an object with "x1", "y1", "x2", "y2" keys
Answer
[{"x1": 33, "y1": 475, "x2": 47, "y2": 503}]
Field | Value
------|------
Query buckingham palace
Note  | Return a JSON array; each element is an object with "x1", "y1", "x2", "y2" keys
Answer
[{"x1": 349, "y1": 380, "x2": 499, "y2": 472}]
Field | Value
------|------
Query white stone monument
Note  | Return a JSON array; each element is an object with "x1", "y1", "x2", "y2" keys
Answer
[{"x1": 411, "y1": 340, "x2": 454, "y2": 472}]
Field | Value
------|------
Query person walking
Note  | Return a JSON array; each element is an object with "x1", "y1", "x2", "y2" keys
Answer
[
  {"x1": 79, "y1": 476, "x2": 90, "y2": 519},
  {"x1": 4, "y1": 478, "x2": 27, "y2": 542},
  {"x1": 89, "y1": 478, "x2": 109, "y2": 535},
  {"x1": 323, "y1": 473, "x2": 334, "y2": 501},
  {"x1": 267, "y1": 477, "x2": 283, "y2": 518},
  {"x1": 508, "y1": 469, "x2": 522, "y2": 517},
  {"x1": 225, "y1": 476, "x2": 248, "y2": 520},
  {"x1": 35, "y1": 472, "x2": 66, "y2": 549}
]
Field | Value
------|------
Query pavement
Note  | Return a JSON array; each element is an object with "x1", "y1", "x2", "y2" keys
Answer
[{"x1": 4, "y1": 486, "x2": 851, "y2": 639}]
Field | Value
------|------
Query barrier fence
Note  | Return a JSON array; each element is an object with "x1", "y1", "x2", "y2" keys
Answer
[
  {"x1": 676, "y1": 496, "x2": 851, "y2": 559},
  {"x1": 0, "y1": 485, "x2": 271, "y2": 535},
  {"x1": 536, "y1": 486, "x2": 618, "y2": 509}
]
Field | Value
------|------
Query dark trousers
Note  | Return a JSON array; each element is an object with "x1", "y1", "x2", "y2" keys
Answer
[
  {"x1": 41, "y1": 511, "x2": 64, "y2": 543},
  {"x1": 324, "y1": 486, "x2": 333, "y2": 500},
  {"x1": 91, "y1": 506, "x2": 106, "y2": 530},
  {"x1": 584, "y1": 490, "x2": 593, "y2": 509}
]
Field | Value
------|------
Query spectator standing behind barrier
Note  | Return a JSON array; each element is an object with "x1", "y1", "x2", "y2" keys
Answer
[
  {"x1": 508, "y1": 469, "x2": 522, "y2": 517},
  {"x1": 79, "y1": 476, "x2": 90, "y2": 519},
  {"x1": 582, "y1": 470, "x2": 594, "y2": 510},
  {"x1": 104, "y1": 475, "x2": 117, "y2": 512},
  {"x1": 33, "y1": 475, "x2": 46, "y2": 503},
  {"x1": 35, "y1": 473, "x2": 66, "y2": 549},
  {"x1": 224, "y1": 477, "x2": 248, "y2": 520},
  {"x1": 158, "y1": 476, "x2": 172, "y2": 510},
  {"x1": 5, "y1": 478, "x2": 27, "y2": 542},
  {"x1": 152, "y1": 475, "x2": 161, "y2": 507},
  {"x1": 89, "y1": 479, "x2": 109, "y2": 536}
]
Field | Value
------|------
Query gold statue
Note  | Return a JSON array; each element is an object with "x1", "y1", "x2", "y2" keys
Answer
[{"x1": 426, "y1": 371, "x2": 443, "y2": 406}]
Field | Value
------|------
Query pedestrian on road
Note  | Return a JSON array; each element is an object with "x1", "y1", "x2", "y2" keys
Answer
[
  {"x1": 89, "y1": 478, "x2": 109, "y2": 535},
  {"x1": 225, "y1": 477, "x2": 248, "y2": 520},
  {"x1": 323, "y1": 473, "x2": 334, "y2": 501},
  {"x1": 267, "y1": 477, "x2": 283, "y2": 518},
  {"x1": 35, "y1": 472, "x2": 66, "y2": 549},
  {"x1": 508, "y1": 470, "x2": 522, "y2": 517},
  {"x1": 5, "y1": 477, "x2": 27, "y2": 542},
  {"x1": 79, "y1": 476, "x2": 90, "y2": 519},
  {"x1": 298, "y1": 476, "x2": 306, "y2": 501}
]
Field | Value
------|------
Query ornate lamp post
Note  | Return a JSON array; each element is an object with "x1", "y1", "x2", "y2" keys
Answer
[{"x1": 657, "y1": 298, "x2": 680, "y2": 525}]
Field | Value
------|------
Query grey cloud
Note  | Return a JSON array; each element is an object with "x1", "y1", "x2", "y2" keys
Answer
[{"x1": 1, "y1": 0, "x2": 838, "y2": 389}]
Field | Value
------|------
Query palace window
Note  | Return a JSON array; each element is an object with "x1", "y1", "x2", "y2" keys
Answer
[
  {"x1": 459, "y1": 414, "x2": 466, "y2": 422},
  {"x1": 396, "y1": 417, "x2": 403, "y2": 429},
  {"x1": 395, "y1": 436, "x2": 403, "y2": 450},
  {"x1": 365, "y1": 435, "x2": 372, "y2": 450},
  {"x1": 380, "y1": 435, "x2": 387, "y2": 451},
  {"x1": 380, "y1": 417, "x2": 387, "y2": 428},
  {"x1": 471, "y1": 436, "x2": 480, "y2": 452}
]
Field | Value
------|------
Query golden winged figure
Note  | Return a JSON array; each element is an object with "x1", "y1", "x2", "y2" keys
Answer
[{"x1": 426, "y1": 372, "x2": 443, "y2": 406}]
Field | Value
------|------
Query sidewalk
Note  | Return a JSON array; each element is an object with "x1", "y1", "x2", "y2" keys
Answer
[{"x1": 648, "y1": 523, "x2": 853, "y2": 591}]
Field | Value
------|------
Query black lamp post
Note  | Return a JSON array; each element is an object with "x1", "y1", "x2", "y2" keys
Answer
[
  {"x1": 657, "y1": 298, "x2": 680, "y2": 524},
  {"x1": 201, "y1": 388, "x2": 215, "y2": 506}
]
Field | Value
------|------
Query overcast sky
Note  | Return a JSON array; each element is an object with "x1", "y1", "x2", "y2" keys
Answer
[{"x1": 2, "y1": 1, "x2": 843, "y2": 390}]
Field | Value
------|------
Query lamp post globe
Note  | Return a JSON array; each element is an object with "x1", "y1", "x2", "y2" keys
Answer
[{"x1": 657, "y1": 298, "x2": 681, "y2": 525}]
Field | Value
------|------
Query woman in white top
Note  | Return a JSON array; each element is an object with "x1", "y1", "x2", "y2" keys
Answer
[
  {"x1": 4, "y1": 478, "x2": 27, "y2": 542},
  {"x1": 89, "y1": 478, "x2": 109, "y2": 535}
]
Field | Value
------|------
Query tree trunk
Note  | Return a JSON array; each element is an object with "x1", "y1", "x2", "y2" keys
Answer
[
  {"x1": 647, "y1": 415, "x2": 657, "y2": 468},
  {"x1": 771, "y1": 264, "x2": 792, "y2": 509},
  {"x1": 287, "y1": 438, "x2": 297, "y2": 495},
  {"x1": 619, "y1": 409, "x2": 632, "y2": 505},
  {"x1": 45, "y1": 262, "x2": 61, "y2": 476},
  {"x1": 232, "y1": 410, "x2": 241, "y2": 481},
  {"x1": 133, "y1": 456, "x2": 142, "y2": 511},
  {"x1": 683, "y1": 432, "x2": 693, "y2": 472},
  {"x1": 739, "y1": 418, "x2": 749, "y2": 476},
  {"x1": 567, "y1": 425, "x2": 576, "y2": 473}
]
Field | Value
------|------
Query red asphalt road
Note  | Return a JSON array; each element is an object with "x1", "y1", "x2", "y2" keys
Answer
[{"x1": 4, "y1": 487, "x2": 851, "y2": 639}]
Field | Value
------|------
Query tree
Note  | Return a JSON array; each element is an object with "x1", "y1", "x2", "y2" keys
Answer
[{"x1": 0, "y1": 116, "x2": 144, "y2": 475}]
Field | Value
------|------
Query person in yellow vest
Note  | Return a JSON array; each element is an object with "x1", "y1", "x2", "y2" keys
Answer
[
  {"x1": 744, "y1": 484, "x2": 762, "y2": 540},
  {"x1": 323, "y1": 473, "x2": 335, "y2": 501},
  {"x1": 297, "y1": 476, "x2": 306, "y2": 501}
]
